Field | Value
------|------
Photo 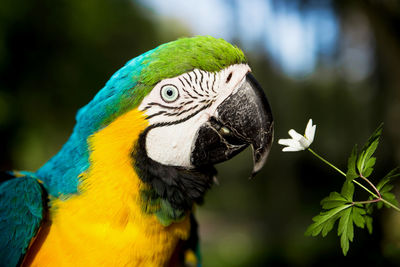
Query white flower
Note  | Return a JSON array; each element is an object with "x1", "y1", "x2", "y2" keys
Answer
[{"x1": 278, "y1": 119, "x2": 316, "y2": 152}]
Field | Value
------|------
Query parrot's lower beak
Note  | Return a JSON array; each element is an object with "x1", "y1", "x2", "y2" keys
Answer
[{"x1": 191, "y1": 73, "x2": 274, "y2": 177}]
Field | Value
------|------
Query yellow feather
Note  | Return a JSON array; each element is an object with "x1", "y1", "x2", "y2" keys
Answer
[{"x1": 25, "y1": 108, "x2": 191, "y2": 266}]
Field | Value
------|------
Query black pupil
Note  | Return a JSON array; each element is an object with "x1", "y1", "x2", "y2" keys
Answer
[{"x1": 166, "y1": 89, "x2": 173, "y2": 96}]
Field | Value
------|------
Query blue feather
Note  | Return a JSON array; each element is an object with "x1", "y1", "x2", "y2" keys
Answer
[{"x1": 0, "y1": 174, "x2": 46, "y2": 267}]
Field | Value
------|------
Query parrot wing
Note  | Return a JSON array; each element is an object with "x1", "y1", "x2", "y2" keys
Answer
[{"x1": 0, "y1": 172, "x2": 48, "y2": 267}]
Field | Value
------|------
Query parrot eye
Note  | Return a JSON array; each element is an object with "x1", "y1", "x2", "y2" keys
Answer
[{"x1": 160, "y1": 85, "x2": 179, "y2": 102}]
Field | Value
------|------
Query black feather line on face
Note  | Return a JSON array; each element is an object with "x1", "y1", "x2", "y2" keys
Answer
[
  {"x1": 132, "y1": 127, "x2": 216, "y2": 211},
  {"x1": 181, "y1": 85, "x2": 198, "y2": 99},
  {"x1": 211, "y1": 73, "x2": 217, "y2": 94}
]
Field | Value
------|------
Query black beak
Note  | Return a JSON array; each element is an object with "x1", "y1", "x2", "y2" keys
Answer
[{"x1": 191, "y1": 73, "x2": 274, "y2": 177}]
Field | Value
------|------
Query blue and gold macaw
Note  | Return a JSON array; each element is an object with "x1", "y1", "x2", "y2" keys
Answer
[{"x1": 0, "y1": 36, "x2": 273, "y2": 266}]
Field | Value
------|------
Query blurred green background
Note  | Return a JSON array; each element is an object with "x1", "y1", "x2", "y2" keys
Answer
[{"x1": 1, "y1": 0, "x2": 400, "y2": 266}]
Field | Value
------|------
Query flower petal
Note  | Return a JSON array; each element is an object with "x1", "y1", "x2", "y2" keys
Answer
[
  {"x1": 308, "y1": 125, "x2": 316, "y2": 143},
  {"x1": 305, "y1": 119, "x2": 316, "y2": 143},
  {"x1": 288, "y1": 129, "x2": 304, "y2": 141},
  {"x1": 278, "y1": 138, "x2": 303, "y2": 150},
  {"x1": 278, "y1": 138, "x2": 294, "y2": 146},
  {"x1": 278, "y1": 118, "x2": 317, "y2": 152},
  {"x1": 282, "y1": 146, "x2": 303, "y2": 152},
  {"x1": 305, "y1": 119, "x2": 312, "y2": 134}
]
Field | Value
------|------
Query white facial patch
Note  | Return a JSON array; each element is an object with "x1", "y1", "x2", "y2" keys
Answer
[{"x1": 138, "y1": 64, "x2": 251, "y2": 167}]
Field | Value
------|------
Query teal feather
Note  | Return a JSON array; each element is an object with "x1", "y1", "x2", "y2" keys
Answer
[{"x1": 0, "y1": 173, "x2": 46, "y2": 267}]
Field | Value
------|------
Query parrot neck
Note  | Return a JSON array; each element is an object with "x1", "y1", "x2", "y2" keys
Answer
[
  {"x1": 37, "y1": 105, "x2": 214, "y2": 226},
  {"x1": 133, "y1": 126, "x2": 216, "y2": 225},
  {"x1": 66, "y1": 107, "x2": 204, "y2": 226}
]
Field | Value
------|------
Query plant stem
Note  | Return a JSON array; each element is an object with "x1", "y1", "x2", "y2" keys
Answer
[
  {"x1": 381, "y1": 198, "x2": 400, "y2": 212},
  {"x1": 308, "y1": 148, "x2": 346, "y2": 176},
  {"x1": 360, "y1": 174, "x2": 381, "y2": 198},
  {"x1": 353, "y1": 198, "x2": 381, "y2": 205},
  {"x1": 353, "y1": 180, "x2": 377, "y2": 198},
  {"x1": 307, "y1": 148, "x2": 400, "y2": 212},
  {"x1": 353, "y1": 194, "x2": 400, "y2": 212}
]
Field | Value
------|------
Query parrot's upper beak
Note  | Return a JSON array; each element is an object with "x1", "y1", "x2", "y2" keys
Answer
[{"x1": 191, "y1": 73, "x2": 274, "y2": 177}]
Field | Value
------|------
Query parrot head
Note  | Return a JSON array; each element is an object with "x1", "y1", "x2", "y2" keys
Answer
[
  {"x1": 37, "y1": 36, "x2": 273, "y2": 220},
  {"x1": 130, "y1": 36, "x2": 274, "y2": 213},
  {"x1": 137, "y1": 60, "x2": 272, "y2": 176}
]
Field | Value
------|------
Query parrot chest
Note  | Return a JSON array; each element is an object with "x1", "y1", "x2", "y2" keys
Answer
[{"x1": 25, "y1": 196, "x2": 191, "y2": 267}]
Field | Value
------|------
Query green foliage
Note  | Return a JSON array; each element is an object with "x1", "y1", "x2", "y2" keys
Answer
[
  {"x1": 376, "y1": 167, "x2": 400, "y2": 192},
  {"x1": 364, "y1": 215, "x2": 373, "y2": 234},
  {"x1": 376, "y1": 167, "x2": 400, "y2": 209},
  {"x1": 341, "y1": 181, "x2": 354, "y2": 202},
  {"x1": 304, "y1": 191, "x2": 359, "y2": 255},
  {"x1": 305, "y1": 200, "x2": 350, "y2": 237},
  {"x1": 356, "y1": 124, "x2": 382, "y2": 177},
  {"x1": 346, "y1": 146, "x2": 358, "y2": 182},
  {"x1": 306, "y1": 124, "x2": 400, "y2": 256}
]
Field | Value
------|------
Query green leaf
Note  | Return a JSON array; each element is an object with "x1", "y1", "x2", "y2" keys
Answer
[
  {"x1": 352, "y1": 207, "x2": 366, "y2": 228},
  {"x1": 376, "y1": 167, "x2": 400, "y2": 210},
  {"x1": 346, "y1": 145, "x2": 359, "y2": 182},
  {"x1": 381, "y1": 184, "x2": 394, "y2": 194},
  {"x1": 357, "y1": 124, "x2": 383, "y2": 177},
  {"x1": 362, "y1": 157, "x2": 376, "y2": 178},
  {"x1": 356, "y1": 151, "x2": 365, "y2": 176},
  {"x1": 305, "y1": 204, "x2": 352, "y2": 237},
  {"x1": 376, "y1": 167, "x2": 400, "y2": 191},
  {"x1": 338, "y1": 208, "x2": 353, "y2": 256},
  {"x1": 341, "y1": 181, "x2": 355, "y2": 202},
  {"x1": 381, "y1": 192, "x2": 399, "y2": 209},
  {"x1": 364, "y1": 215, "x2": 373, "y2": 234},
  {"x1": 336, "y1": 206, "x2": 367, "y2": 256},
  {"x1": 321, "y1": 216, "x2": 337, "y2": 237},
  {"x1": 321, "y1": 192, "x2": 348, "y2": 209},
  {"x1": 306, "y1": 199, "x2": 372, "y2": 255}
]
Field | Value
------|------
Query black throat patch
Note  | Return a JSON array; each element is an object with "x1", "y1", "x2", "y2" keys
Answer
[{"x1": 132, "y1": 127, "x2": 217, "y2": 212}]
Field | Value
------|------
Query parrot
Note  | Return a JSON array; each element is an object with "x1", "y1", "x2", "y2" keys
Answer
[{"x1": 0, "y1": 36, "x2": 274, "y2": 267}]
